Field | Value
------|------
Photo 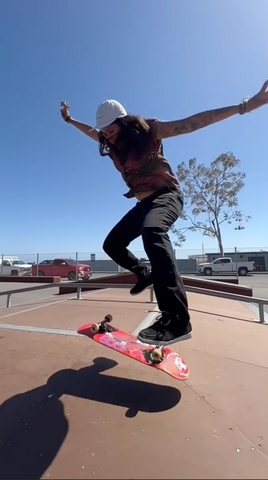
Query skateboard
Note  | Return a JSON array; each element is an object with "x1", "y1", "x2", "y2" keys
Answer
[{"x1": 77, "y1": 315, "x2": 189, "y2": 381}]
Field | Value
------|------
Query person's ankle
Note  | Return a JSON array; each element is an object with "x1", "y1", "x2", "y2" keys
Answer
[{"x1": 130, "y1": 275, "x2": 152, "y2": 295}]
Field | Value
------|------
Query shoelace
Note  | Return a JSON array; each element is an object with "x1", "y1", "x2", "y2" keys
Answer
[
  {"x1": 153, "y1": 314, "x2": 171, "y2": 339},
  {"x1": 154, "y1": 313, "x2": 171, "y2": 326}
]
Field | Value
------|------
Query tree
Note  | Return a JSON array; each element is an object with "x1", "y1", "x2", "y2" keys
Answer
[{"x1": 171, "y1": 152, "x2": 251, "y2": 256}]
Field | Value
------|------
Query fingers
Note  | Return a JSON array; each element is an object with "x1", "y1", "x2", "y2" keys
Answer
[
  {"x1": 60, "y1": 101, "x2": 70, "y2": 108},
  {"x1": 260, "y1": 80, "x2": 268, "y2": 92},
  {"x1": 60, "y1": 101, "x2": 70, "y2": 118},
  {"x1": 60, "y1": 109, "x2": 69, "y2": 120}
]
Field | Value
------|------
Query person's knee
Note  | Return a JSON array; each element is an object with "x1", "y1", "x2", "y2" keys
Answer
[
  {"x1": 103, "y1": 229, "x2": 129, "y2": 255},
  {"x1": 102, "y1": 232, "x2": 116, "y2": 256}
]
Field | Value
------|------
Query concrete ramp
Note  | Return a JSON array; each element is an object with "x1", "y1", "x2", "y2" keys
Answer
[{"x1": 0, "y1": 288, "x2": 267, "y2": 479}]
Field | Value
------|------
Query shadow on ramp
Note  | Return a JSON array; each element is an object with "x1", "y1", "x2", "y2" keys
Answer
[
  {"x1": 48, "y1": 357, "x2": 181, "y2": 417},
  {"x1": 0, "y1": 357, "x2": 181, "y2": 479},
  {"x1": 0, "y1": 386, "x2": 68, "y2": 480}
]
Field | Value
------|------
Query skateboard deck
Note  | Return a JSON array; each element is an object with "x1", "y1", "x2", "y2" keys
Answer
[{"x1": 77, "y1": 315, "x2": 189, "y2": 381}]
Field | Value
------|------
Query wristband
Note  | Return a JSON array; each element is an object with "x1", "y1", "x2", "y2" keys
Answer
[{"x1": 239, "y1": 98, "x2": 249, "y2": 115}]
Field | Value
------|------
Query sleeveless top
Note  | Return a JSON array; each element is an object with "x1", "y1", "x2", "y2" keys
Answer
[{"x1": 108, "y1": 119, "x2": 181, "y2": 198}]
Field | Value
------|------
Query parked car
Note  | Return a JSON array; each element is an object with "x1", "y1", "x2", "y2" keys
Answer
[
  {"x1": 31, "y1": 258, "x2": 93, "y2": 280},
  {"x1": 197, "y1": 257, "x2": 255, "y2": 276},
  {"x1": 0, "y1": 259, "x2": 32, "y2": 276}
]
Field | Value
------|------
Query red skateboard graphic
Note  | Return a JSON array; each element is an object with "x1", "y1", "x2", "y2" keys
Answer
[{"x1": 77, "y1": 315, "x2": 189, "y2": 381}]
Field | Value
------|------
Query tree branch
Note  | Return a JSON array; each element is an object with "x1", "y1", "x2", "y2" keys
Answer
[{"x1": 174, "y1": 152, "x2": 250, "y2": 254}]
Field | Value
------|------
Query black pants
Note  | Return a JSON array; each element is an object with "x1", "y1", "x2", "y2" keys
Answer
[{"x1": 103, "y1": 187, "x2": 189, "y2": 321}]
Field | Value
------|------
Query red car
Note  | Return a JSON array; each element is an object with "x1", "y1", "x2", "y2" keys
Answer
[{"x1": 31, "y1": 258, "x2": 92, "y2": 281}]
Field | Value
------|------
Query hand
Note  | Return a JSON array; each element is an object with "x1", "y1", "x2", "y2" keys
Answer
[
  {"x1": 248, "y1": 80, "x2": 268, "y2": 111},
  {"x1": 60, "y1": 101, "x2": 71, "y2": 122}
]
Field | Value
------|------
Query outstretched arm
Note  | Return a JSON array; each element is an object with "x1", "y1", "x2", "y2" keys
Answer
[
  {"x1": 156, "y1": 105, "x2": 239, "y2": 139},
  {"x1": 68, "y1": 118, "x2": 99, "y2": 142},
  {"x1": 60, "y1": 101, "x2": 99, "y2": 142},
  {"x1": 156, "y1": 79, "x2": 268, "y2": 140}
]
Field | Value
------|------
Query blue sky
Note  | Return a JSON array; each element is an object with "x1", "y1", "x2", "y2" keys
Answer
[{"x1": 1, "y1": 0, "x2": 267, "y2": 258}]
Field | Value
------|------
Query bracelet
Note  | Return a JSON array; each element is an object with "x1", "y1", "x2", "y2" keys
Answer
[{"x1": 239, "y1": 98, "x2": 249, "y2": 115}]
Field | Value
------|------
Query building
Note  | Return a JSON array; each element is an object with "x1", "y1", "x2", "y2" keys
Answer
[
  {"x1": 188, "y1": 254, "x2": 207, "y2": 267},
  {"x1": 205, "y1": 251, "x2": 268, "y2": 271}
]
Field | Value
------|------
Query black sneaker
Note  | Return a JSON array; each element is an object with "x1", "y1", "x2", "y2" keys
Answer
[
  {"x1": 137, "y1": 313, "x2": 192, "y2": 345},
  {"x1": 130, "y1": 274, "x2": 153, "y2": 295}
]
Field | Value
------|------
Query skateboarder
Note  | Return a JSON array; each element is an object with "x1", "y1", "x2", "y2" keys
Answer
[{"x1": 60, "y1": 80, "x2": 268, "y2": 345}]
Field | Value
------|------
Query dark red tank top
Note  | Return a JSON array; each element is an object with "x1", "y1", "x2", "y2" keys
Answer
[{"x1": 108, "y1": 119, "x2": 181, "y2": 198}]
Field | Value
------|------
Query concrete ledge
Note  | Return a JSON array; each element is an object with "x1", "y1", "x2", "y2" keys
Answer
[
  {"x1": 182, "y1": 275, "x2": 252, "y2": 297},
  {"x1": 58, "y1": 272, "x2": 253, "y2": 297},
  {"x1": 196, "y1": 277, "x2": 239, "y2": 284},
  {"x1": 0, "y1": 276, "x2": 61, "y2": 284}
]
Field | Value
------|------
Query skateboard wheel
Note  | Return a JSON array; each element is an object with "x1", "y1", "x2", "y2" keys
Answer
[
  {"x1": 150, "y1": 347, "x2": 164, "y2": 362},
  {"x1": 91, "y1": 323, "x2": 99, "y2": 333},
  {"x1": 104, "y1": 314, "x2": 113, "y2": 323}
]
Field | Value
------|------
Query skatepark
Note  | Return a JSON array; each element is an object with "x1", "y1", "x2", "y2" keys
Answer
[{"x1": 0, "y1": 274, "x2": 267, "y2": 479}]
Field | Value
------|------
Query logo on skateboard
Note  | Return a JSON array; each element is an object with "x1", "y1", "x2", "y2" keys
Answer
[
  {"x1": 167, "y1": 352, "x2": 187, "y2": 372},
  {"x1": 99, "y1": 333, "x2": 128, "y2": 352}
]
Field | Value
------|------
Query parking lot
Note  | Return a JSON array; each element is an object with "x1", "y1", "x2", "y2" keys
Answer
[
  {"x1": 195, "y1": 273, "x2": 268, "y2": 313},
  {"x1": 0, "y1": 273, "x2": 116, "y2": 309},
  {"x1": 0, "y1": 273, "x2": 268, "y2": 310},
  {"x1": 236, "y1": 273, "x2": 268, "y2": 299}
]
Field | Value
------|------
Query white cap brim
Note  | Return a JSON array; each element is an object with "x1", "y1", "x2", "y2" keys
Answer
[{"x1": 95, "y1": 114, "x2": 127, "y2": 130}]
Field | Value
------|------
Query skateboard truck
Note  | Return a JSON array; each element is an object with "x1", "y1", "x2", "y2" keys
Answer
[
  {"x1": 144, "y1": 346, "x2": 165, "y2": 364},
  {"x1": 91, "y1": 314, "x2": 165, "y2": 364},
  {"x1": 90, "y1": 314, "x2": 113, "y2": 334}
]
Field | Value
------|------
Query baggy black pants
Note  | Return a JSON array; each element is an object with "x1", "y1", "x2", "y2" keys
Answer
[{"x1": 103, "y1": 187, "x2": 190, "y2": 321}]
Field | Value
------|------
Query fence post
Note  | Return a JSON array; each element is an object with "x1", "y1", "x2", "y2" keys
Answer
[
  {"x1": 7, "y1": 293, "x2": 11, "y2": 308},
  {"x1": 234, "y1": 247, "x2": 238, "y2": 281},
  {"x1": 36, "y1": 253, "x2": 39, "y2": 277},
  {"x1": 1, "y1": 254, "x2": 3, "y2": 276},
  {"x1": 75, "y1": 252, "x2": 78, "y2": 281},
  {"x1": 259, "y1": 303, "x2": 265, "y2": 324}
]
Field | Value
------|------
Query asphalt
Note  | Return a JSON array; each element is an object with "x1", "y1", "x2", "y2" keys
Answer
[
  {"x1": 0, "y1": 274, "x2": 115, "y2": 309},
  {"x1": 1, "y1": 273, "x2": 267, "y2": 310},
  {"x1": 200, "y1": 274, "x2": 268, "y2": 312}
]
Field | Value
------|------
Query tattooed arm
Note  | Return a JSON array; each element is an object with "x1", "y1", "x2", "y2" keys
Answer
[
  {"x1": 156, "y1": 80, "x2": 268, "y2": 139},
  {"x1": 156, "y1": 105, "x2": 240, "y2": 139}
]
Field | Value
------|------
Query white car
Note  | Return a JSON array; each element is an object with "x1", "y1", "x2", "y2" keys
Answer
[
  {"x1": 0, "y1": 259, "x2": 32, "y2": 276},
  {"x1": 197, "y1": 257, "x2": 255, "y2": 276}
]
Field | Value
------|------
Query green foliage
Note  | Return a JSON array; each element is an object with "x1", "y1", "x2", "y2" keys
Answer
[{"x1": 171, "y1": 152, "x2": 251, "y2": 255}]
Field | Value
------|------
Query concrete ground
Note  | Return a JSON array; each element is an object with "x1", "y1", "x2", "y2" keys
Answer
[{"x1": 0, "y1": 287, "x2": 267, "y2": 479}]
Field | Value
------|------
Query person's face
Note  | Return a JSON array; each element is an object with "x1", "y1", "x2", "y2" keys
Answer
[{"x1": 100, "y1": 122, "x2": 121, "y2": 145}]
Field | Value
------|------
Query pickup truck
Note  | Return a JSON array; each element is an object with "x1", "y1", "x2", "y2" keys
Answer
[
  {"x1": 31, "y1": 258, "x2": 93, "y2": 281},
  {"x1": 0, "y1": 259, "x2": 32, "y2": 276},
  {"x1": 197, "y1": 257, "x2": 255, "y2": 276}
]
